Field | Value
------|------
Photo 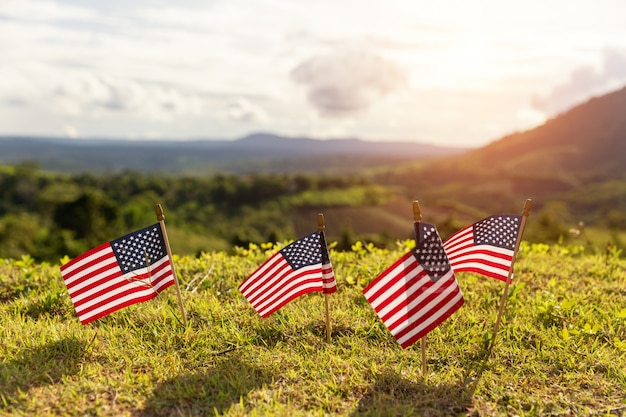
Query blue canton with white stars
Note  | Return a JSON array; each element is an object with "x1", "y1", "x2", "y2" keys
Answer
[
  {"x1": 412, "y1": 222, "x2": 451, "y2": 282},
  {"x1": 474, "y1": 215, "x2": 522, "y2": 250},
  {"x1": 111, "y1": 223, "x2": 167, "y2": 273},
  {"x1": 280, "y1": 232, "x2": 322, "y2": 270}
]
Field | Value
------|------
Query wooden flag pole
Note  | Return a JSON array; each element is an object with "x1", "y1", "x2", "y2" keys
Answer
[
  {"x1": 318, "y1": 213, "x2": 332, "y2": 343},
  {"x1": 489, "y1": 199, "x2": 532, "y2": 351},
  {"x1": 412, "y1": 200, "x2": 427, "y2": 377},
  {"x1": 155, "y1": 204, "x2": 188, "y2": 326}
]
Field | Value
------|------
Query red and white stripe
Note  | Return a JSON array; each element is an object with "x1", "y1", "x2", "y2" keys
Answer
[
  {"x1": 239, "y1": 252, "x2": 326, "y2": 318},
  {"x1": 61, "y1": 243, "x2": 174, "y2": 324},
  {"x1": 322, "y1": 261, "x2": 336, "y2": 294},
  {"x1": 443, "y1": 226, "x2": 514, "y2": 282},
  {"x1": 363, "y1": 251, "x2": 464, "y2": 349}
]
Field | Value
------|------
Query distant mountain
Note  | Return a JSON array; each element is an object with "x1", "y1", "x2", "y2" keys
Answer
[{"x1": 0, "y1": 133, "x2": 467, "y2": 174}]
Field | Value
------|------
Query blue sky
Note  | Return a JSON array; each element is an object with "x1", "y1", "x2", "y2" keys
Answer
[{"x1": 2, "y1": 0, "x2": 626, "y2": 146}]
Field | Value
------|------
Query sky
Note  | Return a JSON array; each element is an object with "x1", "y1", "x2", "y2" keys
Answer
[{"x1": 2, "y1": 0, "x2": 626, "y2": 147}]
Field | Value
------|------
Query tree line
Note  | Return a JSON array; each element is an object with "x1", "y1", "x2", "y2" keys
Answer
[{"x1": 0, "y1": 162, "x2": 374, "y2": 261}]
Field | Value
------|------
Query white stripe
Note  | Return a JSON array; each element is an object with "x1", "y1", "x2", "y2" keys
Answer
[
  {"x1": 251, "y1": 264, "x2": 321, "y2": 311},
  {"x1": 70, "y1": 257, "x2": 170, "y2": 302},
  {"x1": 78, "y1": 287, "x2": 158, "y2": 322},
  {"x1": 67, "y1": 262, "x2": 120, "y2": 297},
  {"x1": 375, "y1": 272, "x2": 431, "y2": 322},
  {"x1": 442, "y1": 227, "x2": 472, "y2": 251},
  {"x1": 150, "y1": 268, "x2": 175, "y2": 292},
  {"x1": 365, "y1": 258, "x2": 421, "y2": 311},
  {"x1": 363, "y1": 254, "x2": 415, "y2": 302},
  {"x1": 450, "y1": 261, "x2": 509, "y2": 276},
  {"x1": 389, "y1": 272, "x2": 457, "y2": 336},
  {"x1": 449, "y1": 252, "x2": 511, "y2": 269},
  {"x1": 241, "y1": 259, "x2": 293, "y2": 301},
  {"x1": 396, "y1": 290, "x2": 464, "y2": 346},
  {"x1": 322, "y1": 263, "x2": 336, "y2": 289},
  {"x1": 72, "y1": 258, "x2": 170, "y2": 308},
  {"x1": 61, "y1": 244, "x2": 111, "y2": 277},
  {"x1": 63, "y1": 247, "x2": 116, "y2": 287},
  {"x1": 240, "y1": 254, "x2": 286, "y2": 297},
  {"x1": 256, "y1": 280, "x2": 323, "y2": 317},
  {"x1": 448, "y1": 244, "x2": 512, "y2": 260}
]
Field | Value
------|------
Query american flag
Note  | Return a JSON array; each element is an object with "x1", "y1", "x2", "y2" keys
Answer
[
  {"x1": 60, "y1": 223, "x2": 175, "y2": 324},
  {"x1": 443, "y1": 214, "x2": 522, "y2": 282},
  {"x1": 239, "y1": 231, "x2": 336, "y2": 318},
  {"x1": 363, "y1": 223, "x2": 464, "y2": 349}
]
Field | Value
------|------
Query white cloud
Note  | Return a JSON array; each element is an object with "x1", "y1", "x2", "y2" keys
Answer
[
  {"x1": 291, "y1": 49, "x2": 408, "y2": 116},
  {"x1": 2, "y1": 0, "x2": 626, "y2": 145},
  {"x1": 220, "y1": 98, "x2": 268, "y2": 123},
  {"x1": 532, "y1": 48, "x2": 626, "y2": 114}
]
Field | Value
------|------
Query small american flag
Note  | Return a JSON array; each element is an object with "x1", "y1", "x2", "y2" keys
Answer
[
  {"x1": 239, "y1": 231, "x2": 336, "y2": 318},
  {"x1": 60, "y1": 223, "x2": 175, "y2": 324},
  {"x1": 363, "y1": 223, "x2": 464, "y2": 349},
  {"x1": 443, "y1": 214, "x2": 522, "y2": 282}
]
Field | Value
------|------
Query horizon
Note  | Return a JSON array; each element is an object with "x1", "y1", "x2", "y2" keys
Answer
[
  {"x1": 2, "y1": 0, "x2": 626, "y2": 147},
  {"x1": 0, "y1": 131, "x2": 474, "y2": 149}
]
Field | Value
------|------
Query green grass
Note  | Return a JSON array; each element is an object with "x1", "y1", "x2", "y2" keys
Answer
[{"x1": 1, "y1": 242, "x2": 625, "y2": 416}]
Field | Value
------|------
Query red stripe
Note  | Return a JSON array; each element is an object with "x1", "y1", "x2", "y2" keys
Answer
[
  {"x1": 251, "y1": 268, "x2": 322, "y2": 310},
  {"x1": 449, "y1": 256, "x2": 511, "y2": 272},
  {"x1": 63, "y1": 252, "x2": 116, "y2": 288},
  {"x1": 69, "y1": 257, "x2": 171, "y2": 302},
  {"x1": 244, "y1": 261, "x2": 293, "y2": 305},
  {"x1": 383, "y1": 272, "x2": 454, "y2": 331},
  {"x1": 71, "y1": 270, "x2": 125, "y2": 307},
  {"x1": 80, "y1": 293, "x2": 158, "y2": 325},
  {"x1": 397, "y1": 297, "x2": 464, "y2": 348},
  {"x1": 77, "y1": 286, "x2": 158, "y2": 320},
  {"x1": 442, "y1": 227, "x2": 472, "y2": 248},
  {"x1": 239, "y1": 254, "x2": 285, "y2": 297},
  {"x1": 60, "y1": 242, "x2": 111, "y2": 273},
  {"x1": 258, "y1": 284, "x2": 323, "y2": 318},
  {"x1": 66, "y1": 261, "x2": 120, "y2": 298},
  {"x1": 376, "y1": 268, "x2": 429, "y2": 326},
  {"x1": 391, "y1": 274, "x2": 459, "y2": 334},
  {"x1": 447, "y1": 248, "x2": 512, "y2": 263},
  {"x1": 451, "y1": 266, "x2": 508, "y2": 282},
  {"x1": 363, "y1": 252, "x2": 417, "y2": 304}
]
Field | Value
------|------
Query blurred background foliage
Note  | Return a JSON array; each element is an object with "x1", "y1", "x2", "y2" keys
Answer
[{"x1": 1, "y1": 161, "x2": 623, "y2": 262}]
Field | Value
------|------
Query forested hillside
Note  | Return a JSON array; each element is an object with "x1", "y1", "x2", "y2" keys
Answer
[
  {"x1": 0, "y1": 163, "x2": 400, "y2": 261},
  {"x1": 374, "y1": 86, "x2": 626, "y2": 232}
]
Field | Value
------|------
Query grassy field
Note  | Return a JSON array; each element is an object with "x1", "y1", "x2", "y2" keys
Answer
[{"x1": 1, "y1": 241, "x2": 625, "y2": 416}]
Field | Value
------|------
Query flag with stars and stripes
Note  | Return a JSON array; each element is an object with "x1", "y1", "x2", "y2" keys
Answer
[
  {"x1": 60, "y1": 223, "x2": 175, "y2": 324},
  {"x1": 363, "y1": 223, "x2": 464, "y2": 349},
  {"x1": 443, "y1": 214, "x2": 522, "y2": 282},
  {"x1": 239, "y1": 231, "x2": 336, "y2": 318}
]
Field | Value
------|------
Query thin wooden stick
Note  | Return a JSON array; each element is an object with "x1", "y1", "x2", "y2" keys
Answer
[
  {"x1": 489, "y1": 199, "x2": 532, "y2": 351},
  {"x1": 318, "y1": 213, "x2": 332, "y2": 343},
  {"x1": 155, "y1": 204, "x2": 188, "y2": 326},
  {"x1": 412, "y1": 200, "x2": 427, "y2": 377}
]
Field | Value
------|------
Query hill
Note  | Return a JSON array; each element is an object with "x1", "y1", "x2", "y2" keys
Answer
[
  {"x1": 375, "y1": 85, "x2": 626, "y2": 230},
  {"x1": 0, "y1": 133, "x2": 467, "y2": 175},
  {"x1": 2, "y1": 87, "x2": 626, "y2": 259},
  {"x1": 1, "y1": 244, "x2": 625, "y2": 416}
]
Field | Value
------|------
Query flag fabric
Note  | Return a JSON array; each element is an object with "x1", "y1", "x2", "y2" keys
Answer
[
  {"x1": 239, "y1": 231, "x2": 336, "y2": 318},
  {"x1": 60, "y1": 223, "x2": 175, "y2": 324},
  {"x1": 363, "y1": 223, "x2": 464, "y2": 349},
  {"x1": 443, "y1": 214, "x2": 522, "y2": 282}
]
